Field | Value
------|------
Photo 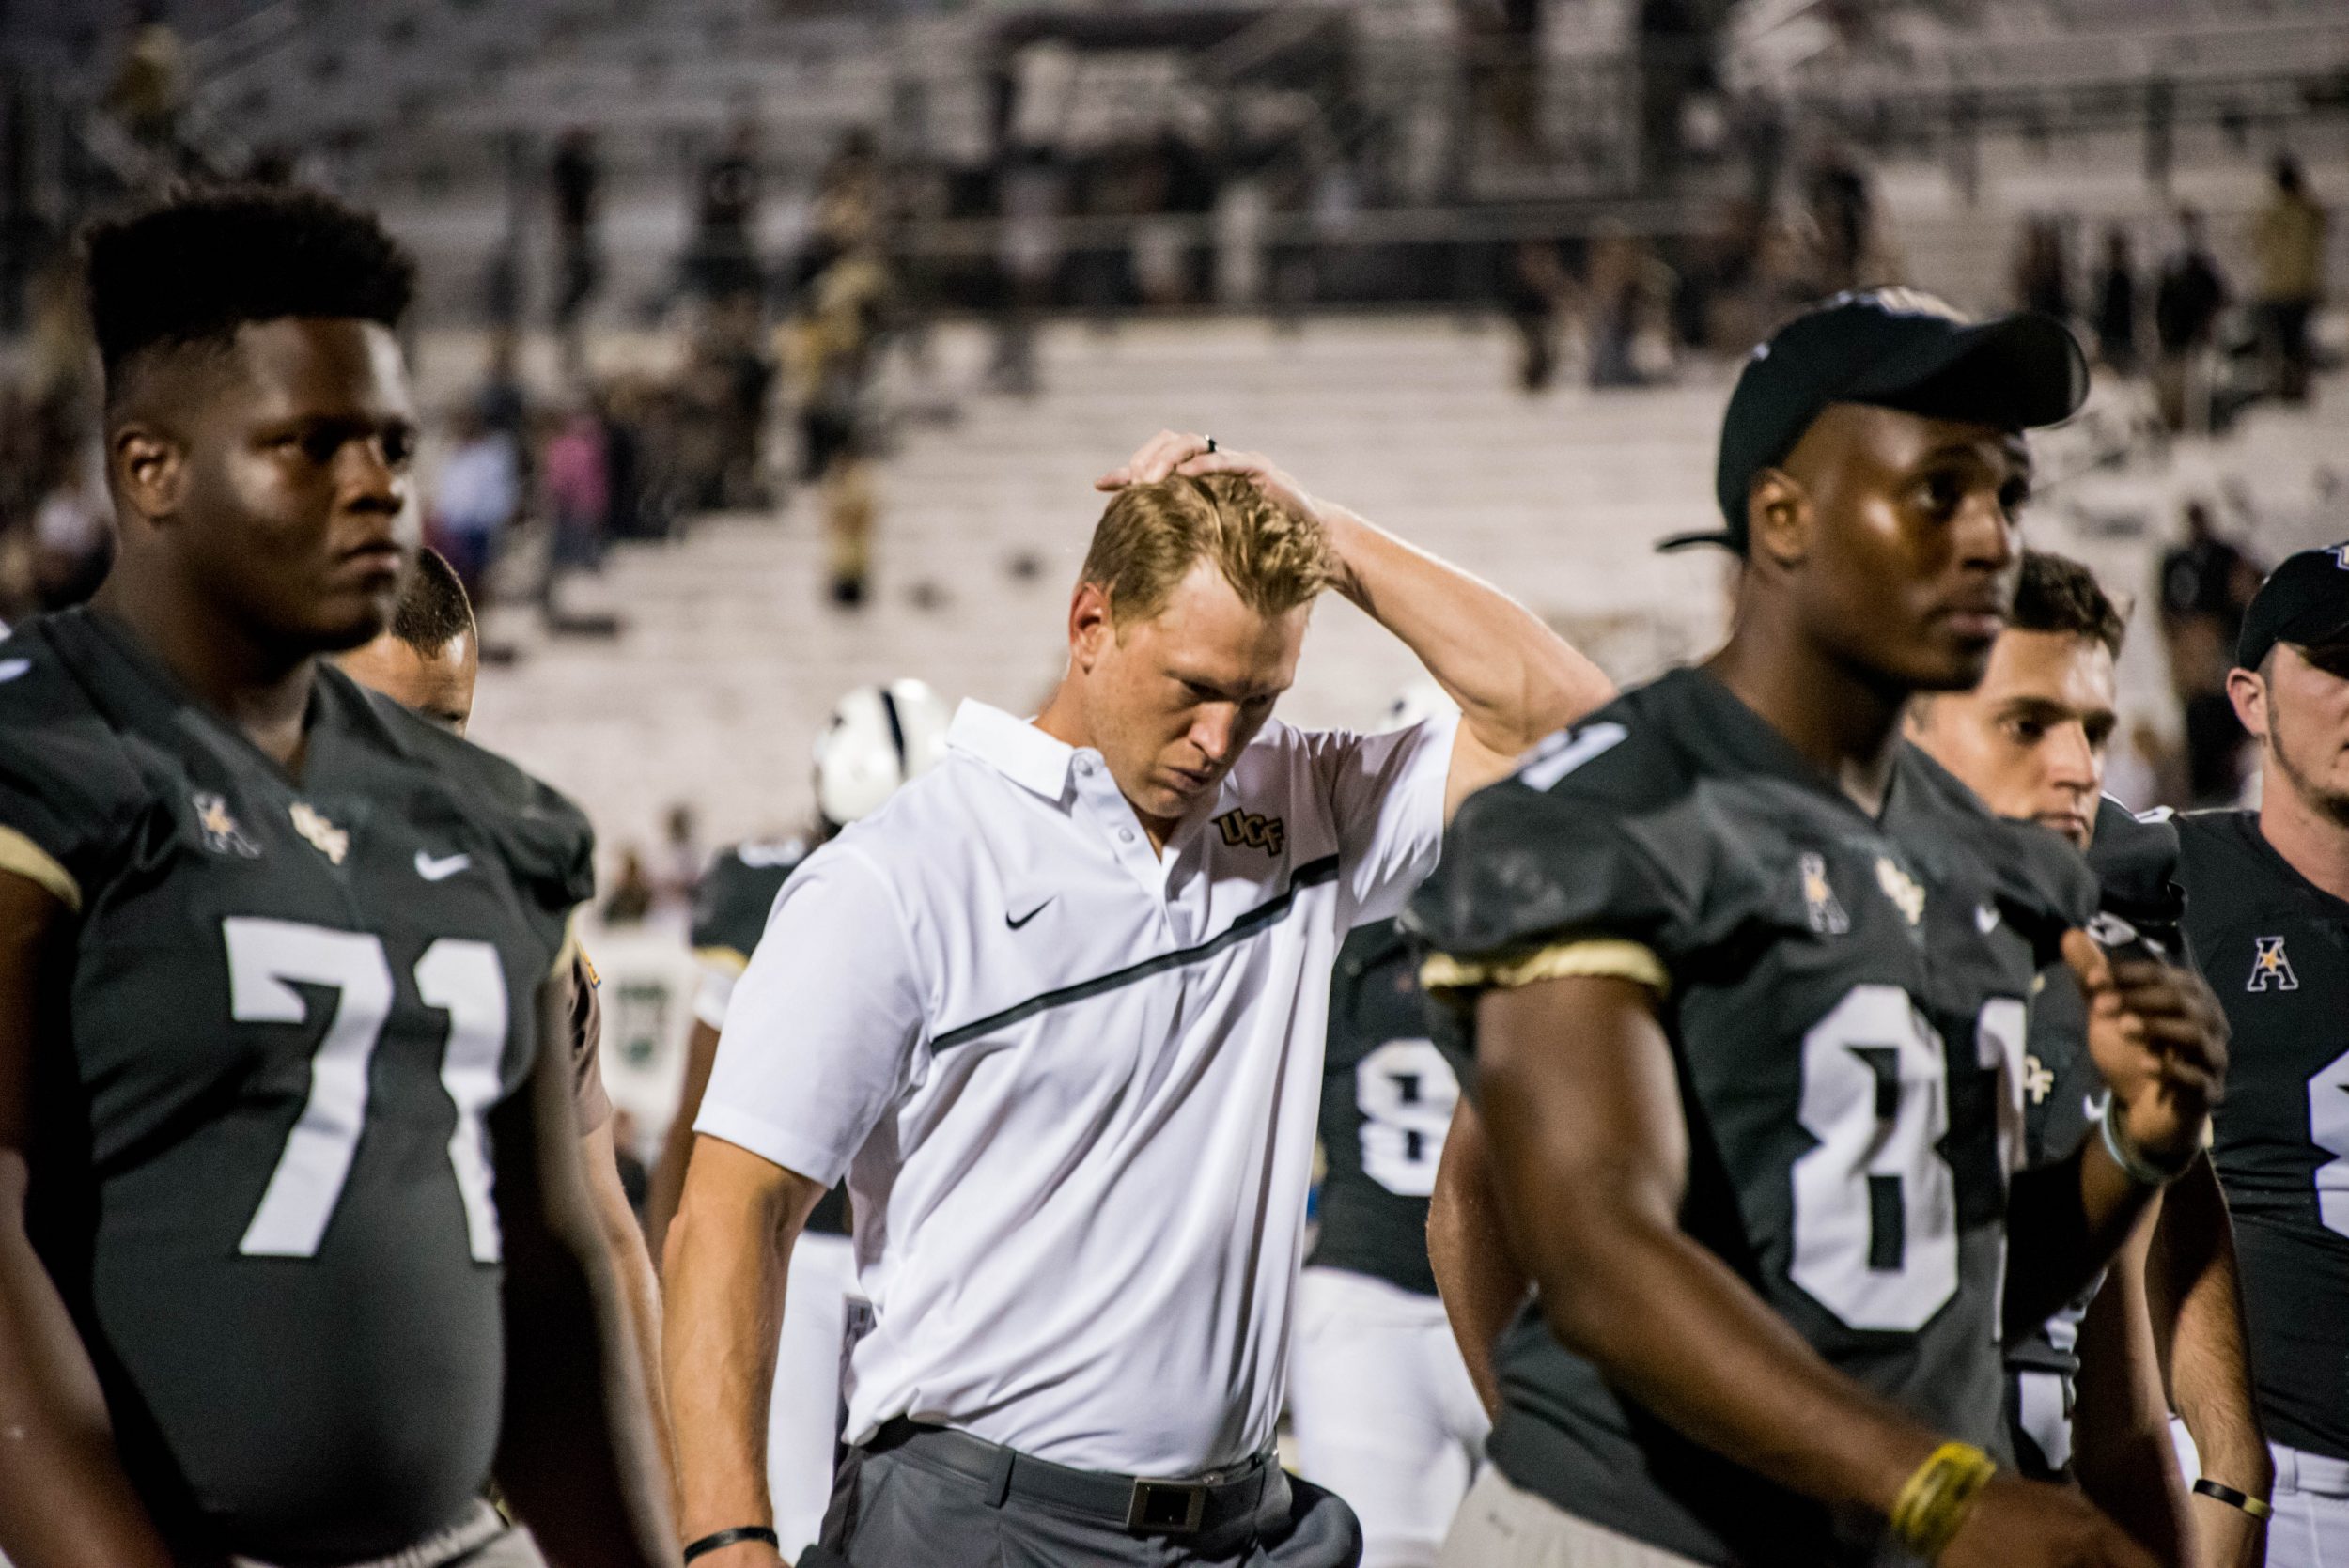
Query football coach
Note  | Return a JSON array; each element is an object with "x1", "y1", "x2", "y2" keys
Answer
[{"x1": 662, "y1": 430, "x2": 1612, "y2": 1568}]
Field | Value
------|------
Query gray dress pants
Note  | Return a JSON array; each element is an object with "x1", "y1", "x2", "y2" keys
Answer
[{"x1": 811, "y1": 1442, "x2": 1363, "y2": 1568}]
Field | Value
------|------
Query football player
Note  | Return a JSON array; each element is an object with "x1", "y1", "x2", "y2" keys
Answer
[
  {"x1": 2171, "y1": 543, "x2": 2349, "y2": 1568},
  {"x1": 646, "y1": 678, "x2": 949, "y2": 1559},
  {"x1": 1906, "y1": 549, "x2": 2265, "y2": 1568},
  {"x1": 1415, "y1": 292, "x2": 2224, "y2": 1568},
  {"x1": 0, "y1": 189, "x2": 672, "y2": 1568},
  {"x1": 1291, "y1": 689, "x2": 1488, "y2": 1568},
  {"x1": 336, "y1": 544, "x2": 677, "y2": 1511}
]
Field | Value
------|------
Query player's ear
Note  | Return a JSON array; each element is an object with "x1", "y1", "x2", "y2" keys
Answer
[
  {"x1": 2226, "y1": 663, "x2": 2270, "y2": 742},
  {"x1": 1748, "y1": 469, "x2": 1809, "y2": 571},
  {"x1": 1069, "y1": 579, "x2": 1114, "y2": 672},
  {"x1": 111, "y1": 420, "x2": 189, "y2": 525}
]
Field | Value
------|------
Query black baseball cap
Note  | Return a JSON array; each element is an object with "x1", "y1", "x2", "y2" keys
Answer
[
  {"x1": 2236, "y1": 543, "x2": 2349, "y2": 671},
  {"x1": 1660, "y1": 290, "x2": 2090, "y2": 553}
]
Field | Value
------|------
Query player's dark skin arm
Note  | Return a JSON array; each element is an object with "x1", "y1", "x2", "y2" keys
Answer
[
  {"x1": 2145, "y1": 1157, "x2": 2270, "y2": 1568},
  {"x1": 2073, "y1": 1212, "x2": 2192, "y2": 1567},
  {"x1": 490, "y1": 978, "x2": 679, "y2": 1568},
  {"x1": 0, "y1": 872, "x2": 176, "y2": 1568},
  {"x1": 1479, "y1": 970, "x2": 2161, "y2": 1568},
  {"x1": 1426, "y1": 1095, "x2": 1525, "y2": 1416},
  {"x1": 646, "y1": 1016, "x2": 725, "y2": 1264},
  {"x1": 2003, "y1": 942, "x2": 2229, "y2": 1338}
]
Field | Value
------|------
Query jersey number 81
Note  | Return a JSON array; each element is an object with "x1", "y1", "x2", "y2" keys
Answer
[{"x1": 1792, "y1": 984, "x2": 2025, "y2": 1333}]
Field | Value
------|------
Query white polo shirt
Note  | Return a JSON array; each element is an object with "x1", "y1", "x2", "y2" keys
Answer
[{"x1": 697, "y1": 698, "x2": 1457, "y2": 1477}]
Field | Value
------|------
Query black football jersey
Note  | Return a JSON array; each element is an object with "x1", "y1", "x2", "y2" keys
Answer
[
  {"x1": 1309, "y1": 918, "x2": 1454, "y2": 1297},
  {"x1": 0, "y1": 608, "x2": 592, "y2": 1562},
  {"x1": 1407, "y1": 668, "x2": 2096, "y2": 1567},
  {"x1": 689, "y1": 839, "x2": 848, "y2": 1237},
  {"x1": 2005, "y1": 798, "x2": 2188, "y2": 1476},
  {"x1": 2176, "y1": 808, "x2": 2349, "y2": 1461}
]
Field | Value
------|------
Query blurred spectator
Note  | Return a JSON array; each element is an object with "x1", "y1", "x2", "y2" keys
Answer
[
  {"x1": 2092, "y1": 226, "x2": 2140, "y2": 377},
  {"x1": 2158, "y1": 501, "x2": 2262, "y2": 805},
  {"x1": 476, "y1": 331, "x2": 531, "y2": 450},
  {"x1": 1804, "y1": 146, "x2": 1874, "y2": 295},
  {"x1": 689, "y1": 118, "x2": 763, "y2": 304},
  {"x1": 1459, "y1": 0, "x2": 1544, "y2": 158},
  {"x1": 2154, "y1": 208, "x2": 2228, "y2": 433},
  {"x1": 2252, "y1": 155, "x2": 2327, "y2": 405},
  {"x1": 103, "y1": 2, "x2": 186, "y2": 161},
  {"x1": 431, "y1": 407, "x2": 520, "y2": 601},
  {"x1": 789, "y1": 245, "x2": 891, "y2": 605},
  {"x1": 1501, "y1": 241, "x2": 1576, "y2": 394},
  {"x1": 2012, "y1": 216, "x2": 2072, "y2": 323},
  {"x1": 552, "y1": 128, "x2": 603, "y2": 347},
  {"x1": 540, "y1": 398, "x2": 611, "y2": 613},
  {"x1": 601, "y1": 848, "x2": 656, "y2": 925},
  {"x1": 691, "y1": 294, "x2": 774, "y2": 512},
  {"x1": 31, "y1": 448, "x2": 112, "y2": 610},
  {"x1": 658, "y1": 805, "x2": 701, "y2": 917},
  {"x1": 814, "y1": 129, "x2": 881, "y2": 259},
  {"x1": 1588, "y1": 228, "x2": 1672, "y2": 389},
  {"x1": 989, "y1": 147, "x2": 1065, "y2": 396}
]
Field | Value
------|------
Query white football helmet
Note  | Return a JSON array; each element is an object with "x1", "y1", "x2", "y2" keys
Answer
[{"x1": 815, "y1": 678, "x2": 952, "y2": 827}]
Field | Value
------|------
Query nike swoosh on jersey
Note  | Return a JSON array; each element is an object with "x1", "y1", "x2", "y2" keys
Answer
[
  {"x1": 415, "y1": 851, "x2": 473, "y2": 882},
  {"x1": 1006, "y1": 897, "x2": 1052, "y2": 929}
]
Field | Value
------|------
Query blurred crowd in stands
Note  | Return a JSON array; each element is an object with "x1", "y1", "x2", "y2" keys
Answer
[
  {"x1": 2008, "y1": 154, "x2": 2330, "y2": 435},
  {"x1": 0, "y1": 2, "x2": 2333, "y2": 811}
]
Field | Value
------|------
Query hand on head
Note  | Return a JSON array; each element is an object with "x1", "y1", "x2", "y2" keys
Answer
[{"x1": 1093, "y1": 429, "x2": 1318, "y2": 527}]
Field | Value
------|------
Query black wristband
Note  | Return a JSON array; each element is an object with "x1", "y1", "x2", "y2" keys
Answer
[
  {"x1": 683, "y1": 1527, "x2": 781, "y2": 1562},
  {"x1": 2192, "y1": 1479, "x2": 2274, "y2": 1521}
]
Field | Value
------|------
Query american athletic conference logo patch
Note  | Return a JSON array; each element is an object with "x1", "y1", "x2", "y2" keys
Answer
[{"x1": 2248, "y1": 936, "x2": 2298, "y2": 992}]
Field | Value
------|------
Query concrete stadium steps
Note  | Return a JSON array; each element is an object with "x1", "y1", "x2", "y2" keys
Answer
[{"x1": 459, "y1": 315, "x2": 2342, "y2": 875}]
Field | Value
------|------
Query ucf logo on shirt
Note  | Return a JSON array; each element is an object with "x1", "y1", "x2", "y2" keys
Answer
[{"x1": 1215, "y1": 808, "x2": 1285, "y2": 859}]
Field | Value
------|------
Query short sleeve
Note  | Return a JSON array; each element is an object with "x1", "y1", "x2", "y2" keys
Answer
[
  {"x1": 694, "y1": 848, "x2": 927, "y2": 1186},
  {"x1": 568, "y1": 950, "x2": 613, "y2": 1136},
  {"x1": 1404, "y1": 729, "x2": 1694, "y2": 1000},
  {"x1": 1305, "y1": 710, "x2": 1460, "y2": 928},
  {"x1": 0, "y1": 637, "x2": 138, "y2": 912}
]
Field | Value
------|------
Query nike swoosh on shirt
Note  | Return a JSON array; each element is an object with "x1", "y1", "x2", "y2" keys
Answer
[
  {"x1": 415, "y1": 850, "x2": 473, "y2": 882},
  {"x1": 1006, "y1": 898, "x2": 1052, "y2": 930}
]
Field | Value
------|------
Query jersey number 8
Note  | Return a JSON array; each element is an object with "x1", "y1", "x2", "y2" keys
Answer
[
  {"x1": 1792, "y1": 984, "x2": 2026, "y2": 1333},
  {"x1": 1356, "y1": 1038, "x2": 1460, "y2": 1198},
  {"x1": 226, "y1": 917, "x2": 509, "y2": 1263}
]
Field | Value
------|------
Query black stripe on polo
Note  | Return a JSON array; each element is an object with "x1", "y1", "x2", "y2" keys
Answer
[{"x1": 930, "y1": 853, "x2": 1344, "y2": 1053}]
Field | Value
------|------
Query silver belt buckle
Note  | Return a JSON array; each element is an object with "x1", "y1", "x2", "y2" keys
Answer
[{"x1": 1126, "y1": 1477, "x2": 1208, "y2": 1534}]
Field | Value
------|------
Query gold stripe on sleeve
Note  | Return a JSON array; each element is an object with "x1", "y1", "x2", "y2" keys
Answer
[
  {"x1": 0, "y1": 826, "x2": 79, "y2": 913},
  {"x1": 690, "y1": 945, "x2": 751, "y2": 976},
  {"x1": 549, "y1": 910, "x2": 581, "y2": 982},
  {"x1": 1423, "y1": 939, "x2": 1670, "y2": 998}
]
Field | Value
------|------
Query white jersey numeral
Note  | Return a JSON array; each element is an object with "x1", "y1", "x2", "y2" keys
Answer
[
  {"x1": 227, "y1": 919, "x2": 512, "y2": 1261},
  {"x1": 1790, "y1": 984, "x2": 1959, "y2": 1331},
  {"x1": 2310, "y1": 1045, "x2": 2349, "y2": 1241},
  {"x1": 229, "y1": 920, "x2": 396, "y2": 1257},
  {"x1": 1356, "y1": 1038, "x2": 1460, "y2": 1198},
  {"x1": 414, "y1": 939, "x2": 511, "y2": 1263}
]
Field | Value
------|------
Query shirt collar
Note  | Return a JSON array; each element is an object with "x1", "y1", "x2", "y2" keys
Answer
[{"x1": 946, "y1": 700, "x2": 1077, "y2": 802}]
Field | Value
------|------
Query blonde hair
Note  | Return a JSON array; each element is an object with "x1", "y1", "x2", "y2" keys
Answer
[{"x1": 1080, "y1": 474, "x2": 1337, "y2": 626}]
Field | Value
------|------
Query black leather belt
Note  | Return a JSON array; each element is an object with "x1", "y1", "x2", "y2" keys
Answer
[{"x1": 866, "y1": 1417, "x2": 1275, "y2": 1536}]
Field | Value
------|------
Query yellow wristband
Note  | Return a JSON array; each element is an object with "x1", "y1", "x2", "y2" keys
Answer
[{"x1": 1889, "y1": 1441, "x2": 1999, "y2": 1562}]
